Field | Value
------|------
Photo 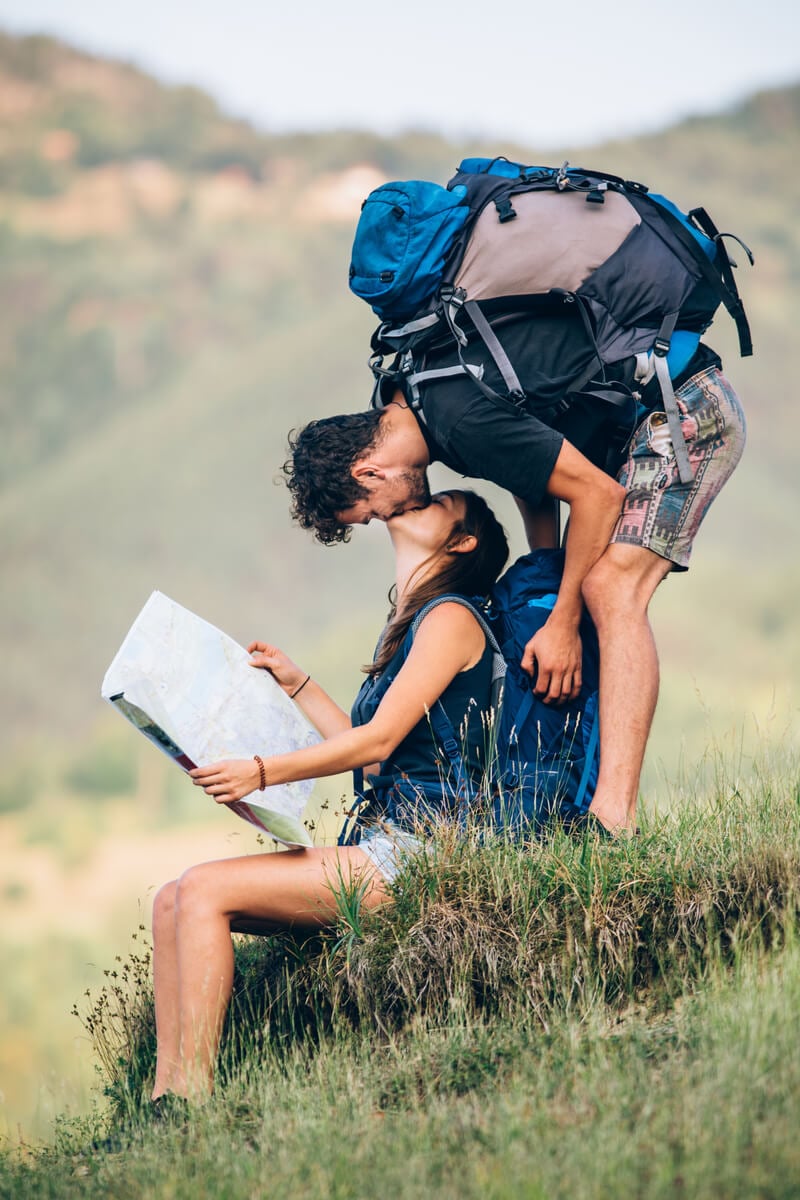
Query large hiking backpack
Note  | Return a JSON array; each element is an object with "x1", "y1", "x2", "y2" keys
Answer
[
  {"x1": 349, "y1": 158, "x2": 753, "y2": 482},
  {"x1": 340, "y1": 548, "x2": 600, "y2": 845}
]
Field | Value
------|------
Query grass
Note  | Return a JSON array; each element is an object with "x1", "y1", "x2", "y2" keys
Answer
[{"x1": 2, "y1": 749, "x2": 798, "y2": 1197}]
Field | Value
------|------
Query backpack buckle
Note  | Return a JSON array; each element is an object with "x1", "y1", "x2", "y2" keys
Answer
[
  {"x1": 495, "y1": 196, "x2": 517, "y2": 223},
  {"x1": 440, "y1": 284, "x2": 466, "y2": 308}
]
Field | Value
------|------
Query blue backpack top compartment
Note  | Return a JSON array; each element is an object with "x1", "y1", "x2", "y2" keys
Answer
[{"x1": 349, "y1": 181, "x2": 469, "y2": 320}]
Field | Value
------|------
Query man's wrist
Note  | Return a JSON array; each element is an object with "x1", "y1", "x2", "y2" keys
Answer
[{"x1": 548, "y1": 598, "x2": 582, "y2": 629}]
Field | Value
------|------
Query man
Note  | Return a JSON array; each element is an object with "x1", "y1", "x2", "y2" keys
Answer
[{"x1": 284, "y1": 350, "x2": 745, "y2": 833}]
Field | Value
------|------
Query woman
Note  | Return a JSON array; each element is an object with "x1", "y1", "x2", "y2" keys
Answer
[{"x1": 150, "y1": 490, "x2": 508, "y2": 1105}]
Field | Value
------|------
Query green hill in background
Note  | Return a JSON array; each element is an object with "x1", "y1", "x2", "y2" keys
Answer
[{"x1": 0, "y1": 30, "x2": 798, "y2": 780}]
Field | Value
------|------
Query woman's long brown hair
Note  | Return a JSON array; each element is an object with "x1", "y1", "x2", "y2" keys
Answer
[{"x1": 365, "y1": 491, "x2": 509, "y2": 677}]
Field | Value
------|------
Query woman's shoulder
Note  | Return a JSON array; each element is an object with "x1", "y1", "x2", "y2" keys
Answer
[{"x1": 412, "y1": 598, "x2": 487, "y2": 643}]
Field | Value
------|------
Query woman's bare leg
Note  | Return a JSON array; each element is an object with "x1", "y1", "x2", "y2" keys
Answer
[
  {"x1": 152, "y1": 846, "x2": 388, "y2": 1101},
  {"x1": 151, "y1": 880, "x2": 182, "y2": 1098}
]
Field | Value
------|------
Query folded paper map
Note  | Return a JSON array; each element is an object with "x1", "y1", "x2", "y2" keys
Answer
[{"x1": 101, "y1": 591, "x2": 320, "y2": 847}]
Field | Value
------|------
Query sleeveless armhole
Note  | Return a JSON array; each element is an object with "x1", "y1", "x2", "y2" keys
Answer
[{"x1": 412, "y1": 598, "x2": 487, "y2": 672}]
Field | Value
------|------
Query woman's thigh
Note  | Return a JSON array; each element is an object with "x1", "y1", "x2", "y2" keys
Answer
[{"x1": 176, "y1": 847, "x2": 389, "y2": 929}]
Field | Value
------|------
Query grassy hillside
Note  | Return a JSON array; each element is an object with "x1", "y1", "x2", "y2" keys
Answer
[{"x1": 3, "y1": 763, "x2": 800, "y2": 1196}]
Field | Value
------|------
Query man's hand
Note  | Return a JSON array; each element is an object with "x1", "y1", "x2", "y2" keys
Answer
[{"x1": 521, "y1": 615, "x2": 582, "y2": 704}]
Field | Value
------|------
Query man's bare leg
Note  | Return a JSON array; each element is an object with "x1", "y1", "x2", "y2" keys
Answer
[{"x1": 582, "y1": 542, "x2": 673, "y2": 831}]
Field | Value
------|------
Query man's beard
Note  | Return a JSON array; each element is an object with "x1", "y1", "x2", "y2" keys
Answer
[{"x1": 400, "y1": 468, "x2": 431, "y2": 508}]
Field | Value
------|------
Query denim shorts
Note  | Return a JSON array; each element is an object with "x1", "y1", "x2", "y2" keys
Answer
[
  {"x1": 356, "y1": 820, "x2": 423, "y2": 884},
  {"x1": 610, "y1": 366, "x2": 746, "y2": 570}
]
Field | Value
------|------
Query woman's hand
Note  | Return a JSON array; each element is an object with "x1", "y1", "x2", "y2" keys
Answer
[
  {"x1": 247, "y1": 641, "x2": 306, "y2": 695},
  {"x1": 190, "y1": 759, "x2": 262, "y2": 803}
]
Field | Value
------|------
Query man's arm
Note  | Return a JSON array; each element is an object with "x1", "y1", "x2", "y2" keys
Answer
[
  {"x1": 422, "y1": 392, "x2": 623, "y2": 701},
  {"x1": 521, "y1": 440, "x2": 624, "y2": 702},
  {"x1": 514, "y1": 495, "x2": 560, "y2": 550}
]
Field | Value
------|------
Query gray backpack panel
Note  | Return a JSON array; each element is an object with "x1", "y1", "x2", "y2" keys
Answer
[{"x1": 455, "y1": 189, "x2": 641, "y2": 300}]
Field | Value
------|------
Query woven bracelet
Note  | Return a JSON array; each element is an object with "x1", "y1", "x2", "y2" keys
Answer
[{"x1": 253, "y1": 754, "x2": 267, "y2": 791}]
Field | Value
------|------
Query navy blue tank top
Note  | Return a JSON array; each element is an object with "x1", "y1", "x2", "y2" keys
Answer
[{"x1": 350, "y1": 617, "x2": 495, "y2": 789}]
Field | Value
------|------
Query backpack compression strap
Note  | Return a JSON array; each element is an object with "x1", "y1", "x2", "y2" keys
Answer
[
  {"x1": 686, "y1": 207, "x2": 754, "y2": 357},
  {"x1": 653, "y1": 310, "x2": 695, "y2": 485},
  {"x1": 401, "y1": 292, "x2": 528, "y2": 416}
]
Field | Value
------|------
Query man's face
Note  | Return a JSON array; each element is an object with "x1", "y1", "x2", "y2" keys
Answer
[{"x1": 336, "y1": 467, "x2": 432, "y2": 526}]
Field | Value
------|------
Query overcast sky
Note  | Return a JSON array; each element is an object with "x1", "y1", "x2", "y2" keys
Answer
[{"x1": 0, "y1": 0, "x2": 798, "y2": 147}]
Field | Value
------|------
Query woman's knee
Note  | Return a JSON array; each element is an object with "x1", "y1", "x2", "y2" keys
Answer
[
  {"x1": 174, "y1": 863, "x2": 222, "y2": 922},
  {"x1": 152, "y1": 879, "x2": 179, "y2": 936}
]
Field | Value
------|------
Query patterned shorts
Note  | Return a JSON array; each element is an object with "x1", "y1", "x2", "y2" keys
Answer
[{"x1": 609, "y1": 366, "x2": 746, "y2": 570}]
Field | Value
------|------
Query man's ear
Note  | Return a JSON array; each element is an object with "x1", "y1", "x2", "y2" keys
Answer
[
  {"x1": 446, "y1": 533, "x2": 478, "y2": 555},
  {"x1": 351, "y1": 461, "x2": 386, "y2": 483}
]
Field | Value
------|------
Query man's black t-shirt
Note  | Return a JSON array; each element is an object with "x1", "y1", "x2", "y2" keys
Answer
[
  {"x1": 418, "y1": 387, "x2": 564, "y2": 508},
  {"x1": 404, "y1": 307, "x2": 599, "y2": 506},
  {"x1": 405, "y1": 299, "x2": 721, "y2": 505}
]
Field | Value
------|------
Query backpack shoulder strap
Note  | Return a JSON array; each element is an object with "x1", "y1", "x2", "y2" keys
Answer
[{"x1": 409, "y1": 594, "x2": 506, "y2": 686}]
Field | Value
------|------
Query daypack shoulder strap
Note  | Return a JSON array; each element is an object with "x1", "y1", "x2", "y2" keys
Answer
[{"x1": 409, "y1": 593, "x2": 505, "y2": 682}]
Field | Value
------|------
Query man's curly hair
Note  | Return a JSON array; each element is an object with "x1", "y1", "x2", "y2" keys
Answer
[{"x1": 283, "y1": 411, "x2": 385, "y2": 545}]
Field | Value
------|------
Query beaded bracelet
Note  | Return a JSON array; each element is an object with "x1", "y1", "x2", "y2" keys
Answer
[
  {"x1": 290, "y1": 674, "x2": 311, "y2": 700},
  {"x1": 253, "y1": 754, "x2": 267, "y2": 791}
]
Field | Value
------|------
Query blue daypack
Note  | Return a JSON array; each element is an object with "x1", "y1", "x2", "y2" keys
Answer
[
  {"x1": 482, "y1": 548, "x2": 600, "y2": 832},
  {"x1": 418, "y1": 548, "x2": 600, "y2": 835},
  {"x1": 340, "y1": 548, "x2": 600, "y2": 844},
  {"x1": 349, "y1": 158, "x2": 753, "y2": 484}
]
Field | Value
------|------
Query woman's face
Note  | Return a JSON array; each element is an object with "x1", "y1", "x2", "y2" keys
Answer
[{"x1": 387, "y1": 490, "x2": 468, "y2": 552}]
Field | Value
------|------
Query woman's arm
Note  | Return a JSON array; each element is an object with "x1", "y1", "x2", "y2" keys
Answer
[
  {"x1": 191, "y1": 604, "x2": 485, "y2": 804},
  {"x1": 248, "y1": 641, "x2": 351, "y2": 739}
]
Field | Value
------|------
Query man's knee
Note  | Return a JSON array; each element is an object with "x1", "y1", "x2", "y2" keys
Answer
[{"x1": 583, "y1": 544, "x2": 672, "y2": 624}]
